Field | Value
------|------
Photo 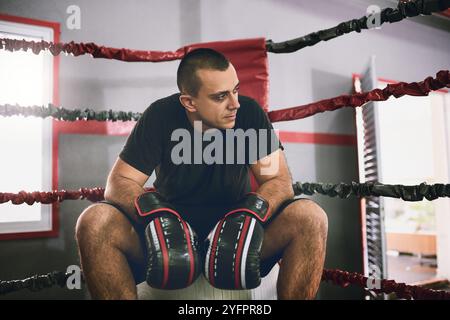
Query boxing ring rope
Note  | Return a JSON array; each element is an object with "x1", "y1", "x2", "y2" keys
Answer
[
  {"x1": 321, "y1": 269, "x2": 450, "y2": 300},
  {"x1": 0, "y1": 70, "x2": 448, "y2": 122},
  {"x1": 265, "y1": 0, "x2": 450, "y2": 54},
  {"x1": 1, "y1": 182, "x2": 450, "y2": 206},
  {"x1": 0, "y1": 271, "x2": 71, "y2": 295},
  {"x1": 1, "y1": 0, "x2": 448, "y2": 61},
  {"x1": 1, "y1": 0, "x2": 450, "y2": 300},
  {"x1": 2, "y1": 266, "x2": 450, "y2": 300},
  {"x1": 1, "y1": 180, "x2": 450, "y2": 298},
  {"x1": 267, "y1": 70, "x2": 449, "y2": 123}
]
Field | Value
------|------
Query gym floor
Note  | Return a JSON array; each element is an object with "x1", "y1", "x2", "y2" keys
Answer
[{"x1": 388, "y1": 253, "x2": 437, "y2": 284}]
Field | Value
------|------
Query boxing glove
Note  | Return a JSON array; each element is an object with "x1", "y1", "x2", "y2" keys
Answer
[
  {"x1": 204, "y1": 192, "x2": 270, "y2": 289},
  {"x1": 135, "y1": 190, "x2": 201, "y2": 289}
]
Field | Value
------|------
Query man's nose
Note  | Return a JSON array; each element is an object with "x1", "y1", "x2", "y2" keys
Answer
[{"x1": 229, "y1": 93, "x2": 240, "y2": 110}]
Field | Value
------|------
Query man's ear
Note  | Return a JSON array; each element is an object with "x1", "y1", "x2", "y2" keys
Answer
[{"x1": 179, "y1": 94, "x2": 197, "y2": 113}]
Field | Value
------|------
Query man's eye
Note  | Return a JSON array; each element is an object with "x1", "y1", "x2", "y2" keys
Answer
[{"x1": 215, "y1": 94, "x2": 226, "y2": 101}]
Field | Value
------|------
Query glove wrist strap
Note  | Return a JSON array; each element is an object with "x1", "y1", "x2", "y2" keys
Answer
[
  {"x1": 135, "y1": 191, "x2": 181, "y2": 223},
  {"x1": 225, "y1": 192, "x2": 270, "y2": 223}
]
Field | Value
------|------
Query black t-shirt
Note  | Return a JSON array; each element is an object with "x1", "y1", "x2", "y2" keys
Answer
[{"x1": 119, "y1": 93, "x2": 283, "y2": 206}]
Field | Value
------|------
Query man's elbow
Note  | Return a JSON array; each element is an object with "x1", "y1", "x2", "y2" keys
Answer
[
  {"x1": 104, "y1": 183, "x2": 114, "y2": 202},
  {"x1": 276, "y1": 173, "x2": 294, "y2": 199},
  {"x1": 284, "y1": 179, "x2": 295, "y2": 199},
  {"x1": 288, "y1": 185, "x2": 295, "y2": 198},
  {"x1": 265, "y1": 175, "x2": 294, "y2": 199},
  {"x1": 104, "y1": 175, "x2": 121, "y2": 202}
]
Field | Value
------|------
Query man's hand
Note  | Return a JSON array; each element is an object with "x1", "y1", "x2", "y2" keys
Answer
[{"x1": 203, "y1": 193, "x2": 270, "y2": 290}]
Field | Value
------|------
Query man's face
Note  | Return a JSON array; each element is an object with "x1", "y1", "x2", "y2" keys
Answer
[{"x1": 187, "y1": 64, "x2": 240, "y2": 130}]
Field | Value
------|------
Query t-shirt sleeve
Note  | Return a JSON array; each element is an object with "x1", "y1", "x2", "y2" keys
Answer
[
  {"x1": 119, "y1": 104, "x2": 163, "y2": 176},
  {"x1": 244, "y1": 97, "x2": 284, "y2": 163}
]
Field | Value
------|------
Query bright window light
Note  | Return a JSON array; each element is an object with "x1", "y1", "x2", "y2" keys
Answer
[
  {"x1": 0, "y1": 23, "x2": 53, "y2": 233},
  {"x1": 0, "y1": 33, "x2": 44, "y2": 222}
]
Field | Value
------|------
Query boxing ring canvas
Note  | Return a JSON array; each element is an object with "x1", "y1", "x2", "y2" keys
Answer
[{"x1": 137, "y1": 263, "x2": 280, "y2": 300}]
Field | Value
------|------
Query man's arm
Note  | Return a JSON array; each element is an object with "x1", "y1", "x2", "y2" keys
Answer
[
  {"x1": 250, "y1": 149, "x2": 294, "y2": 217},
  {"x1": 104, "y1": 157, "x2": 150, "y2": 224}
]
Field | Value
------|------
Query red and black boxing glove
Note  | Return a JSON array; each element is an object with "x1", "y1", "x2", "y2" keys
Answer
[
  {"x1": 135, "y1": 190, "x2": 201, "y2": 289},
  {"x1": 204, "y1": 192, "x2": 270, "y2": 290}
]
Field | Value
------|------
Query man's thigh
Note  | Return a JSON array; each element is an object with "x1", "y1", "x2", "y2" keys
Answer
[
  {"x1": 260, "y1": 198, "x2": 320, "y2": 277},
  {"x1": 96, "y1": 200, "x2": 147, "y2": 283}
]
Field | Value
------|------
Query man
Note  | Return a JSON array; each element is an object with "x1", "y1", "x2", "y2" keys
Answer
[{"x1": 75, "y1": 48, "x2": 328, "y2": 299}]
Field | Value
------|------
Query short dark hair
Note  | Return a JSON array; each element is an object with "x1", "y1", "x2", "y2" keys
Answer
[{"x1": 177, "y1": 48, "x2": 230, "y2": 97}]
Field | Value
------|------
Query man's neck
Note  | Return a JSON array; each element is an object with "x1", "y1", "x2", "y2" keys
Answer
[{"x1": 184, "y1": 110, "x2": 212, "y2": 132}]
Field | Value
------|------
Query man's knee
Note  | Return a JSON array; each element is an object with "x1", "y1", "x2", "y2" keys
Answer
[
  {"x1": 75, "y1": 203, "x2": 145, "y2": 284},
  {"x1": 75, "y1": 203, "x2": 130, "y2": 246},
  {"x1": 280, "y1": 199, "x2": 328, "y2": 239}
]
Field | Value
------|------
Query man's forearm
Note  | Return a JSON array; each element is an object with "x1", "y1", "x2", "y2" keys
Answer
[
  {"x1": 104, "y1": 177, "x2": 145, "y2": 224},
  {"x1": 256, "y1": 177, "x2": 294, "y2": 217}
]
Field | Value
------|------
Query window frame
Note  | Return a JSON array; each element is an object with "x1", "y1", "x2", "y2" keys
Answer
[
  {"x1": 0, "y1": 14, "x2": 59, "y2": 240},
  {"x1": 353, "y1": 71, "x2": 450, "y2": 287}
]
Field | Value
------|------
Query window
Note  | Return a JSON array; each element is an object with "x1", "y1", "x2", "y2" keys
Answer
[
  {"x1": 0, "y1": 17, "x2": 56, "y2": 238},
  {"x1": 356, "y1": 69, "x2": 450, "y2": 285}
]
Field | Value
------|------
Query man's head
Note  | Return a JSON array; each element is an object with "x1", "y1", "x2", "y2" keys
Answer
[{"x1": 177, "y1": 48, "x2": 240, "y2": 131}]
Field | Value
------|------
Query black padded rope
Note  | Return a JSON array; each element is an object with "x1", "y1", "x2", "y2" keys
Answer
[
  {"x1": 2, "y1": 182, "x2": 450, "y2": 206},
  {"x1": 266, "y1": 0, "x2": 450, "y2": 53},
  {"x1": 2, "y1": 268, "x2": 449, "y2": 299},
  {"x1": 0, "y1": 271, "x2": 70, "y2": 295},
  {"x1": 293, "y1": 181, "x2": 450, "y2": 201},
  {"x1": 0, "y1": 103, "x2": 141, "y2": 122}
]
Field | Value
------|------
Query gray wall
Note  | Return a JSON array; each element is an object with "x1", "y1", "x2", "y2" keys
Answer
[{"x1": 0, "y1": 0, "x2": 449, "y2": 299}]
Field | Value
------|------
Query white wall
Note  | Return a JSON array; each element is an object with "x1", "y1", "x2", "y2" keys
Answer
[{"x1": 432, "y1": 93, "x2": 450, "y2": 280}]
